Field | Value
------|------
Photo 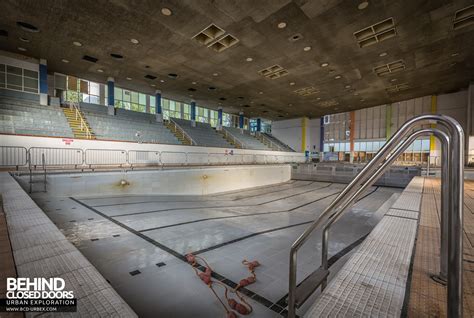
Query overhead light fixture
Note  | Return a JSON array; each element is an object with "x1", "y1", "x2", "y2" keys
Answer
[
  {"x1": 277, "y1": 22, "x2": 287, "y2": 29},
  {"x1": 354, "y1": 92, "x2": 359, "y2": 96},
  {"x1": 160, "y1": 79, "x2": 165, "y2": 83},
  {"x1": 213, "y1": 73, "x2": 219, "y2": 76},
  {"x1": 61, "y1": 59, "x2": 69, "y2": 63},
  {"x1": 358, "y1": 1, "x2": 369, "y2": 10},
  {"x1": 73, "y1": 41, "x2": 82, "y2": 47},
  {"x1": 130, "y1": 38, "x2": 139, "y2": 44},
  {"x1": 379, "y1": 52, "x2": 388, "y2": 57},
  {"x1": 390, "y1": 78, "x2": 397, "y2": 82},
  {"x1": 151, "y1": 84, "x2": 156, "y2": 87},
  {"x1": 259, "y1": 91, "x2": 263, "y2": 94},
  {"x1": 246, "y1": 57, "x2": 253, "y2": 62},
  {"x1": 345, "y1": 85, "x2": 351, "y2": 89},
  {"x1": 17, "y1": 47, "x2": 27, "y2": 52},
  {"x1": 360, "y1": 99, "x2": 365, "y2": 102},
  {"x1": 451, "y1": 52, "x2": 460, "y2": 57},
  {"x1": 19, "y1": 37, "x2": 30, "y2": 43},
  {"x1": 303, "y1": 46, "x2": 311, "y2": 51},
  {"x1": 126, "y1": 77, "x2": 132, "y2": 80},
  {"x1": 97, "y1": 69, "x2": 104, "y2": 73},
  {"x1": 317, "y1": 97, "x2": 321, "y2": 100},
  {"x1": 334, "y1": 75, "x2": 342, "y2": 79},
  {"x1": 161, "y1": 8, "x2": 172, "y2": 16},
  {"x1": 192, "y1": 81, "x2": 197, "y2": 85},
  {"x1": 289, "y1": 82, "x2": 295, "y2": 86},
  {"x1": 320, "y1": 62, "x2": 329, "y2": 67}
]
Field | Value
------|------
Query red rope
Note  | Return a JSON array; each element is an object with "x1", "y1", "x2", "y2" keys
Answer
[{"x1": 185, "y1": 253, "x2": 260, "y2": 317}]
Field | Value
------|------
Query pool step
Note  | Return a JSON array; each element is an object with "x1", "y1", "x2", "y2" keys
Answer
[{"x1": 293, "y1": 266, "x2": 330, "y2": 308}]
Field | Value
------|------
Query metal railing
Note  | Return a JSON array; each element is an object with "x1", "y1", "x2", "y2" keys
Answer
[
  {"x1": 85, "y1": 149, "x2": 127, "y2": 166},
  {"x1": 169, "y1": 118, "x2": 197, "y2": 146},
  {"x1": 256, "y1": 132, "x2": 284, "y2": 151},
  {"x1": 0, "y1": 146, "x2": 27, "y2": 168},
  {"x1": 288, "y1": 114, "x2": 464, "y2": 318},
  {"x1": 28, "y1": 152, "x2": 47, "y2": 193},
  {"x1": 221, "y1": 128, "x2": 246, "y2": 149},
  {"x1": 69, "y1": 101, "x2": 93, "y2": 139}
]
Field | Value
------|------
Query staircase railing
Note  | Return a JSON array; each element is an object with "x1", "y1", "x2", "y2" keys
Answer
[
  {"x1": 256, "y1": 132, "x2": 284, "y2": 151},
  {"x1": 169, "y1": 118, "x2": 197, "y2": 146},
  {"x1": 68, "y1": 101, "x2": 92, "y2": 139},
  {"x1": 221, "y1": 128, "x2": 246, "y2": 149},
  {"x1": 287, "y1": 114, "x2": 464, "y2": 318}
]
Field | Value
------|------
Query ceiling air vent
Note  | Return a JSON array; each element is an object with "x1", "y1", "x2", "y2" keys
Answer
[
  {"x1": 294, "y1": 86, "x2": 318, "y2": 96},
  {"x1": 192, "y1": 24, "x2": 238, "y2": 53},
  {"x1": 354, "y1": 18, "x2": 397, "y2": 48},
  {"x1": 258, "y1": 65, "x2": 289, "y2": 79},
  {"x1": 373, "y1": 59, "x2": 405, "y2": 77},
  {"x1": 144, "y1": 74, "x2": 157, "y2": 80},
  {"x1": 453, "y1": 5, "x2": 474, "y2": 30},
  {"x1": 386, "y1": 83, "x2": 409, "y2": 93},
  {"x1": 82, "y1": 55, "x2": 98, "y2": 63}
]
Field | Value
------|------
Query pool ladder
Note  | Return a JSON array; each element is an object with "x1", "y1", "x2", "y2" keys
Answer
[
  {"x1": 287, "y1": 114, "x2": 465, "y2": 318},
  {"x1": 28, "y1": 152, "x2": 47, "y2": 193}
]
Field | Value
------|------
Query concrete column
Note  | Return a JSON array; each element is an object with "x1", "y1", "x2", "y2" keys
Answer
[
  {"x1": 256, "y1": 118, "x2": 261, "y2": 132},
  {"x1": 191, "y1": 101, "x2": 196, "y2": 127},
  {"x1": 107, "y1": 77, "x2": 115, "y2": 115},
  {"x1": 155, "y1": 90, "x2": 162, "y2": 122},
  {"x1": 39, "y1": 59, "x2": 48, "y2": 105},
  {"x1": 239, "y1": 112, "x2": 244, "y2": 131},
  {"x1": 319, "y1": 117, "x2": 324, "y2": 152},
  {"x1": 217, "y1": 107, "x2": 223, "y2": 130}
]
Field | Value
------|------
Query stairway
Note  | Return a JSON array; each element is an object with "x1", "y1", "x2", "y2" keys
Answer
[
  {"x1": 62, "y1": 107, "x2": 95, "y2": 139},
  {"x1": 164, "y1": 121, "x2": 191, "y2": 145},
  {"x1": 218, "y1": 130, "x2": 243, "y2": 149}
]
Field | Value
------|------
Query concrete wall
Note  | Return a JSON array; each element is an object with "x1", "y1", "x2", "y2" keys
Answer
[
  {"x1": 271, "y1": 117, "x2": 321, "y2": 153},
  {"x1": 17, "y1": 165, "x2": 292, "y2": 196}
]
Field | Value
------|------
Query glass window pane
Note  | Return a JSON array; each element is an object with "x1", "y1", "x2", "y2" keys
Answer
[
  {"x1": 7, "y1": 74, "x2": 22, "y2": 89},
  {"x1": 131, "y1": 92, "x2": 139, "y2": 104},
  {"x1": 7, "y1": 65, "x2": 22, "y2": 75},
  {"x1": 123, "y1": 90, "x2": 131, "y2": 102},
  {"x1": 24, "y1": 77, "x2": 38, "y2": 90},
  {"x1": 23, "y1": 69, "x2": 38, "y2": 79},
  {"x1": 139, "y1": 93, "x2": 146, "y2": 105},
  {"x1": 114, "y1": 87, "x2": 122, "y2": 100},
  {"x1": 90, "y1": 82, "x2": 100, "y2": 96}
]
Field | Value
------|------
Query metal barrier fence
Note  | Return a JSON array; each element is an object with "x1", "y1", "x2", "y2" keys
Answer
[
  {"x1": 85, "y1": 149, "x2": 127, "y2": 166},
  {"x1": 29, "y1": 147, "x2": 83, "y2": 166},
  {"x1": 0, "y1": 146, "x2": 27, "y2": 167},
  {"x1": 0, "y1": 146, "x2": 305, "y2": 169}
]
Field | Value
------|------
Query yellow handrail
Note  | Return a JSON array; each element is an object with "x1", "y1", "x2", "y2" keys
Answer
[{"x1": 70, "y1": 102, "x2": 92, "y2": 139}]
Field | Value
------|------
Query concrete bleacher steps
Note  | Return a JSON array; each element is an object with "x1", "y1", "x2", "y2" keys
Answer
[
  {"x1": 172, "y1": 118, "x2": 234, "y2": 148},
  {"x1": 223, "y1": 127, "x2": 271, "y2": 151},
  {"x1": 262, "y1": 133, "x2": 294, "y2": 152},
  {"x1": 165, "y1": 120, "x2": 192, "y2": 145},
  {"x1": 62, "y1": 107, "x2": 96, "y2": 140},
  {"x1": 0, "y1": 97, "x2": 74, "y2": 138},
  {"x1": 79, "y1": 103, "x2": 181, "y2": 145}
]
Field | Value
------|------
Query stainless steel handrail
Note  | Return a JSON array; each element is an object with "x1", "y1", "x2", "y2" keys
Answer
[
  {"x1": 169, "y1": 117, "x2": 197, "y2": 146},
  {"x1": 287, "y1": 114, "x2": 464, "y2": 318},
  {"x1": 69, "y1": 101, "x2": 92, "y2": 139},
  {"x1": 222, "y1": 127, "x2": 246, "y2": 149},
  {"x1": 257, "y1": 132, "x2": 283, "y2": 151}
]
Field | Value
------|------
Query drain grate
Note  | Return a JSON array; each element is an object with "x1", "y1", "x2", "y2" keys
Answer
[
  {"x1": 156, "y1": 262, "x2": 166, "y2": 267},
  {"x1": 129, "y1": 270, "x2": 141, "y2": 276}
]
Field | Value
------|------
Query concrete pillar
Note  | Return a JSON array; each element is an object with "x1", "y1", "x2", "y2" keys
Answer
[
  {"x1": 217, "y1": 107, "x2": 223, "y2": 130},
  {"x1": 107, "y1": 77, "x2": 115, "y2": 115},
  {"x1": 256, "y1": 118, "x2": 261, "y2": 132},
  {"x1": 239, "y1": 112, "x2": 244, "y2": 131},
  {"x1": 155, "y1": 90, "x2": 163, "y2": 122},
  {"x1": 39, "y1": 59, "x2": 48, "y2": 105},
  {"x1": 319, "y1": 117, "x2": 324, "y2": 152},
  {"x1": 191, "y1": 101, "x2": 196, "y2": 127}
]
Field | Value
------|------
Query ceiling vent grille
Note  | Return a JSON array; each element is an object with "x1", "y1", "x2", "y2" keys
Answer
[
  {"x1": 293, "y1": 86, "x2": 319, "y2": 96},
  {"x1": 192, "y1": 24, "x2": 239, "y2": 53},
  {"x1": 144, "y1": 74, "x2": 157, "y2": 80},
  {"x1": 258, "y1": 65, "x2": 289, "y2": 79},
  {"x1": 319, "y1": 100, "x2": 339, "y2": 107},
  {"x1": 453, "y1": 5, "x2": 474, "y2": 30},
  {"x1": 386, "y1": 83, "x2": 409, "y2": 93},
  {"x1": 373, "y1": 60, "x2": 405, "y2": 77},
  {"x1": 354, "y1": 18, "x2": 397, "y2": 48}
]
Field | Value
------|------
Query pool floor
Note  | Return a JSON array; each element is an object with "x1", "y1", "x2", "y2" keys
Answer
[{"x1": 30, "y1": 180, "x2": 401, "y2": 317}]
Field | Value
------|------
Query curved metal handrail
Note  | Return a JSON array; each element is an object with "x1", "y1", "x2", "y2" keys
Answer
[
  {"x1": 288, "y1": 114, "x2": 464, "y2": 318},
  {"x1": 169, "y1": 117, "x2": 197, "y2": 146}
]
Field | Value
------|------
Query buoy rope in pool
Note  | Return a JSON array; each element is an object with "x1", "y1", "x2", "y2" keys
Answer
[{"x1": 185, "y1": 253, "x2": 260, "y2": 318}]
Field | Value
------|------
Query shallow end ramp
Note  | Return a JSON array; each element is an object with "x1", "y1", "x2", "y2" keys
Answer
[
  {"x1": 304, "y1": 177, "x2": 424, "y2": 317},
  {"x1": 0, "y1": 172, "x2": 137, "y2": 317}
]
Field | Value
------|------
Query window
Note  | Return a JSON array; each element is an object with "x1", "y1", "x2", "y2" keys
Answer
[
  {"x1": 223, "y1": 113, "x2": 231, "y2": 127},
  {"x1": 65, "y1": 76, "x2": 102, "y2": 104},
  {"x1": 209, "y1": 110, "x2": 218, "y2": 127},
  {"x1": 150, "y1": 96, "x2": 156, "y2": 114},
  {"x1": 196, "y1": 106, "x2": 209, "y2": 123},
  {"x1": 183, "y1": 104, "x2": 190, "y2": 120},
  {"x1": 114, "y1": 87, "x2": 146, "y2": 112},
  {"x1": 1, "y1": 64, "x2": 38, "y2": 93}
]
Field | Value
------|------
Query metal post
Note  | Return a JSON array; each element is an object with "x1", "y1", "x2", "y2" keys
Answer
[{"x1": 42, "y1": 153, "x2": 46, "y2": 192}]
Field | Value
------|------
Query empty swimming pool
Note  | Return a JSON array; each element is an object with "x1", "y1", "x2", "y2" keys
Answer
[{"x1": 24, "y1": 174, "x2": 401, "y2": 317}]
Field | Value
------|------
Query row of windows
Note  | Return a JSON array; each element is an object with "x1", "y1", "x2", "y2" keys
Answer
[
  {"x1": 0, "y1": 64, "x2": 39, "y2": 93},
  {"x1": 63, "y1": 76, "x2": 248, "y2": 128},
  {"x1": 323, "y1": 139, "x2": 430, "y2": 153}
]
